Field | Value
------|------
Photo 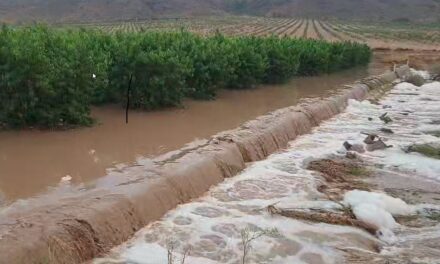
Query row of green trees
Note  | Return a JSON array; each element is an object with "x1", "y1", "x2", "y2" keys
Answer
[{"x1": 0, "y1": 25, "x2": 371, "y2": 128}]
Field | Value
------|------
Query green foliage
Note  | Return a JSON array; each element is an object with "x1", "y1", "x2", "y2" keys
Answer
[
  {"x1": 349, "y1": 166, "x2": 370, "y2": 177},
  {"x1": 0, "y1": 25, "x2": 97, "y2": 128},
  {"x1": 108, "y1": 32, "x2": 191, "y2": 109},
  {"x1": 254, "y1": 36, "x2": 300, "y2": 84},
  {"x1": 407, "y1": 144, "x2": 440, "y2": 159},
  {"x1": 0, "y1": 25, "x2": 371, "y2": 128},
  {"x1": 426, "y1": 131, "x2": 440, "y2": 138},
  {"x1": 178, "y1": 33, "x2": 230, "y2": 99},
  {"x1": 224, "y1": 37, "x2": 268, "y2": 89},
  {"x1": 295, "y1": 39, "x2": 371, "y2": 75}
]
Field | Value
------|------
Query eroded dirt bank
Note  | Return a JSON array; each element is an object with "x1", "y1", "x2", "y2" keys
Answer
[{"x1": 0, "y1": 67, "x2": 412, "y2": 264}]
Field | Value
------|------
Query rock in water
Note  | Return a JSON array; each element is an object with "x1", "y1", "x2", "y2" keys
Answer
[
  {"x1": 379, "y1": 113, "x2": 392, "y2": 124},
  {"x1": 366, "y1": 140, "x2": 388, "y2": 151},
  {"x1": 346, "y1": 152, "x2": 358, "y2": 159},
  {"x1": 363, "y1": 134, "x2": 378, "y2": 145},
  {"x1": 363, "y1": 134, "x2": 392, "y2": 151},
  {"x1": 380, "y1": 128, "x2": 394, "y2": 134},
  {"x1": 343, "y1": 141, "x2": 352, "y2": 150},
  {"x1": 343, "y1": 141, "x2": 365, "y2": 153}
]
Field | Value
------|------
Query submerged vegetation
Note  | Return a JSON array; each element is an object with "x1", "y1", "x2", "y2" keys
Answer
[
  {"x1": 406, "y1": 144, "x2": 440, "y2": 159},
  {"x1": 0, "y1": 25, "x2": 371, "y2": 128}
]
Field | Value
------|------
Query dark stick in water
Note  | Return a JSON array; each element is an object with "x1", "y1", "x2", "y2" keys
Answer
[{"x1": 126, "y1": 74, "x2": 133, "y2": 124}]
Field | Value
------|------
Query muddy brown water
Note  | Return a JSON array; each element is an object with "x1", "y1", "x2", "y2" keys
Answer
[{"x1": 0, "y1": 66, "x2": 384, "y2": 203}]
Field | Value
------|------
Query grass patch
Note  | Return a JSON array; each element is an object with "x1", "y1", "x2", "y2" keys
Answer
[
  {"x1": 426, "y1": 212, "x2": 440, "y2": 222},
  {"x1": 426, "y1": 131, "x2": 440, "y2": 138},
  {"x1": 407, "y1": 144, "x2": 440, "y2": 159},
  {"x1": 348, "y1": 167, "x2": 370, "y2": 177}
]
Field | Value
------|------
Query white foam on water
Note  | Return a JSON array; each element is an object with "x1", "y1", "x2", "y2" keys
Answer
[
  {"x1": 343, "y1": 190, "x2": 417, "y2": 244},
  {"x1": 95, "y1": 79, "x2": 440, "y2": 263},
  {"x1": 410, "y1": 69, "x2": 431, "y2": 80},
  {"x1": 380, "y1": 150, "x2": 440, "y2": 182},
  {"x1": 394, "y1": 81, "x2": 415, "y2": 89},
  {"x1": 344, "y1": 190, "x2": 416, "y2": 216},
  {"x1": 421, "y1": 81, "x2": 440, "y2": 92}
]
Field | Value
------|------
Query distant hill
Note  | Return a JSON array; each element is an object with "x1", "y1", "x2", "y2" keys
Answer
[
  {"x1": 1, "y1": 0, "x2": 439, "y2": 23},
  {"x1": 0, "y1": 0, "x2": 226, "y2": 23}
]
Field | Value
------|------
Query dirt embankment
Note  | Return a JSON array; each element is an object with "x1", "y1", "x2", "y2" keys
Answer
[
  {"x1": 0, "y1": 67, "x2": 411, "y2": 264},
  {"x1": 373, "y1": 50, "x2": 440, "y2": 72}
]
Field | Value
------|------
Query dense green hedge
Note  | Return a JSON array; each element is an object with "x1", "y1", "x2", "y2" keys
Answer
[{"x1": 0, "y1": 25, "x2": 371, "y2": 128}]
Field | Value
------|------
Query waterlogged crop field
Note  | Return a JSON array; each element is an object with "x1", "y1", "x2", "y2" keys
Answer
[{"x1": 77, "y1": 16, "x2": 440, "y2": 50}]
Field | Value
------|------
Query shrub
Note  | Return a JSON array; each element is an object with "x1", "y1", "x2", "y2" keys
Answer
[
  {"x1": 181, "y1": 33, "x2": 231, "y2": 99},
  {"x1": 258, "y1": 37, "x2": 300, "y2": 83},
  {"x1": 224, "y1": 37, "x2": 269, "y2": 89},
  {"x1": 108, "y1": 33, "x2": 191, "y2": 109}
]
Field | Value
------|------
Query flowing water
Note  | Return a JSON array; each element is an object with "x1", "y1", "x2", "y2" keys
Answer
[
  {"x1": 94, "y1": 79, "x2": 440, "y2": 264},
  {"x1": 0, "y1": 66, "x2": 381, "y2": 204}
]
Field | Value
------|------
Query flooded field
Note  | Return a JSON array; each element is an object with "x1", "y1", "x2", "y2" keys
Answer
[
  {"x1": 95, "y1": 76, "x2": 440, "y2": 264},
  {"x1": 2, "y1": 1, "x2": 440, "y2": 262},
  {"x1": 0, "y1": 66, "x2": 378, "y2": 203}
]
